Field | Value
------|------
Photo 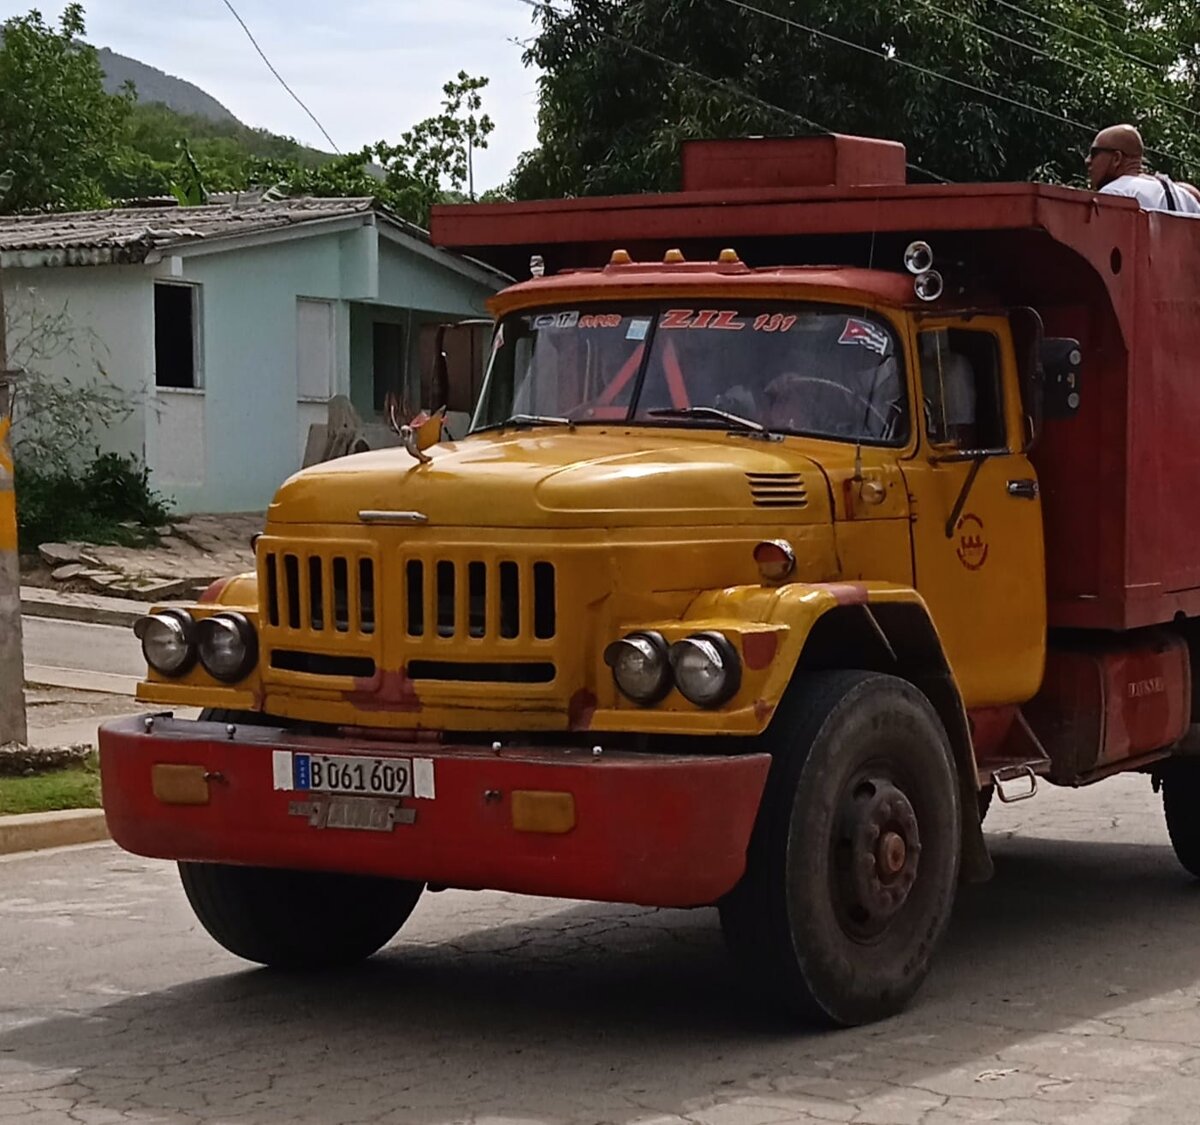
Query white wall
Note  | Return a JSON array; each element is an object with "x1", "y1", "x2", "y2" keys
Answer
[{"x1": 1, "y1": 266, "x2": 152, "y2": 467}]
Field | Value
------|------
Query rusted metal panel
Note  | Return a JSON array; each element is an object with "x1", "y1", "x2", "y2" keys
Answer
[
  {"x1": 681, "y1": 135, "x2": 906, "y2": 191},
  {"x1": 1024, "y1": 632, "x2": 1191, "y2": 782}
]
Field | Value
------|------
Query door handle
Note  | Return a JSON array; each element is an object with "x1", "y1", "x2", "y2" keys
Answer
[{"x1": 1007, "y1": 479, "x2": 1040, "y2": 500}]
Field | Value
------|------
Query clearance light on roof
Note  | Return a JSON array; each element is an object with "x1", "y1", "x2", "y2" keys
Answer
[
  {"x1": 609, "y1": 249, "x2": 632, "y2": 265},
  {"x1": 663, "y1": 248, "x2": 686, "y2": 263},
  {"x1": 718, "y1": 248, "x2": 741, "y2": 264}
]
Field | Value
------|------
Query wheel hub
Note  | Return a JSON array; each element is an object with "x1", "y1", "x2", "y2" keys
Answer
[{"x1": 836, "y1": 778, "x2": 922, "y2": 938}]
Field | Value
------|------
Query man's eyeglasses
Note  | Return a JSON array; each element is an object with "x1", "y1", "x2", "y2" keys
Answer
[{"x1": 1087, "y1": 145, "x2": 1122, "y2": 160}]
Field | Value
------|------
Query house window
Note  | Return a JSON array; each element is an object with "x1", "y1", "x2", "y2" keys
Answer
[
  {"x1": 297, "y1": 298, "x2": 336, "y2": 400},
  {"x1": 154, "y1": 283, "x2": 199, "y2": 389},
  {"x1": 372, "y1": 321, "x2": 405, "y2": 413}
]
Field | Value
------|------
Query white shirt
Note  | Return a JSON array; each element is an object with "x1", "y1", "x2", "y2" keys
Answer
[{"x1": 1099, "y1": 174, "x2": 1200, "y2": 216}]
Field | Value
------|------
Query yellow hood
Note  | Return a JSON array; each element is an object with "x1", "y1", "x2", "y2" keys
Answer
[{"x1": 268, "y1": 428, "x2": 832, "y2": 529}]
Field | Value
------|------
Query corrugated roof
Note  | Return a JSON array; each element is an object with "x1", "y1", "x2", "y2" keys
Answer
[{"x1": 0, "y1": 197, "x2": 381, "y2": 265}]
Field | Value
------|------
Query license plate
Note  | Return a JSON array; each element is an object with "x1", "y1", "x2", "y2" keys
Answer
[
  {"x1": 293, "y1": 753, "x2": 413, "y2": 798},
  {"x1": 326, "y1": 797, "x2": 403, "y2": 832}
]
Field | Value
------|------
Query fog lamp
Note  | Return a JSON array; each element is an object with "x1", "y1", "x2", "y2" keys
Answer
[
  {"x1": 603, "y1": 631, "x2": 671, "y2": 704},
  {"x1": 670, "y1": 632, "x2": 742, "y2": 708},
  {"x1": 133, "y1": 610, "x2": 196, "y2": 677},
  {"x1": 196, "y1": 612, "x2": 258, "y2": 683}
]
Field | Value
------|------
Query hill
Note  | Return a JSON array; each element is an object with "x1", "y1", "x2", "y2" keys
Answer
[{"x1": 97, "y1": 46, "x2": 241, "y2": 125}]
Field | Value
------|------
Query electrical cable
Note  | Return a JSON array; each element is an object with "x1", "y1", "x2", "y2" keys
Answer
[
  {"x1": 511, "y1": 0, "x2": 953, "y2": 182},
  {"x1": 943, "y1": 0, "x2": 1199, "y2": 124},
  {"x1": 218, "y1": 0, "x2": 341, "y2": 154},
  {"x1": 732, "y1": 0, "x2": 1190, "y2": 168}
]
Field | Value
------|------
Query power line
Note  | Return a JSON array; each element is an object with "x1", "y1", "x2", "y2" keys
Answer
[
  {"x1": 918, "y1": 0, "x2": 1200, "y2": 126},
  {"x1": 511, "y1": 0, "x2": 952, "y2": 182},
  {"x1": 218, "y1": 0, "x2": 341, "y2": 155},
  {"x1": 731, "y1": 0, "x2": 1191, "y2": 169},
  {"x1": 991, "y1": 0, "x2": 1179, "y2": 80}
]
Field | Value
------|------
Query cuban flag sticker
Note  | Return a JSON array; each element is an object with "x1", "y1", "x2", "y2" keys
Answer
[{"x1": 838, "y1": 317, "x2": 891, "y2": 356}]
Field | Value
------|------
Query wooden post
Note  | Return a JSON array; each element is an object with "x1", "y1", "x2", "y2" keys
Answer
[{"x1": 0, "y1": 269, "x2": 28, "y2": 746}]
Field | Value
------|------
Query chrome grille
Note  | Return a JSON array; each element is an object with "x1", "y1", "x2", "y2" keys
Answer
[{"x1": 746, "y1": 472, "x2": 808, "y2": 508}]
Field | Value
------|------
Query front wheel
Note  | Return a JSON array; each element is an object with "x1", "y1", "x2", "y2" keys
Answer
[
  {"x1": 720, "y1": 670, "x2": 961, "y2": 1026},
  {"x1": 1162, "y1": 759, "x2": 1200, "y2": 878},
  {"x1": 179, "y1": 863, "x2": 424, "y2": 969}
]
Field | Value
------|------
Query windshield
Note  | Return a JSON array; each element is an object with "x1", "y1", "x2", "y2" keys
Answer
[{"x1": 471, "y1": 302, "x2": 908, "y2": 444}]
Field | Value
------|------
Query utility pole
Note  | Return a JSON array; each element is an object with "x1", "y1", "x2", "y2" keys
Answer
[{"x1": 0, "y1": 264, "x2": 28, "y2": 746}]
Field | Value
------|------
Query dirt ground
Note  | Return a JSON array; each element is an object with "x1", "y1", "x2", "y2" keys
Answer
[{"x1": 23, "y1": 687, "x2": 143, "y2": 729}]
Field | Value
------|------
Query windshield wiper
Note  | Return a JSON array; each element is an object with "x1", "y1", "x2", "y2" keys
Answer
[
  {"x1": 647, "y1": 406, "x2": 777, "y2": 439},
  {"x1": 474, "y1": 413, "x2": 575, "y2": 434}
]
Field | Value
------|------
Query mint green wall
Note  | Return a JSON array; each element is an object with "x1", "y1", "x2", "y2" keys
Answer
[{"x1": 163, "y1": 226, "x2": 501, "y2": 513}]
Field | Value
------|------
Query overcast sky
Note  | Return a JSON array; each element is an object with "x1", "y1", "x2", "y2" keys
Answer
[{"x1": 2, "y1": 0, "x2": 544, "y2": 191}]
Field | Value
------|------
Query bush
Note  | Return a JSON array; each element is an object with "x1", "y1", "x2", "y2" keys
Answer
[{"x1": 15, "y1": 452, "x2": 173, "y2": 552}]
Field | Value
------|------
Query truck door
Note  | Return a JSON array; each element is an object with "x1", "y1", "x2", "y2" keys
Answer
[{"x1": 900, "y1": 317, "x2": 1046, "y2": 708}]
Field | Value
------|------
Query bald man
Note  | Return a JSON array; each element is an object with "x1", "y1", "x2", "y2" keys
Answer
[{"x1": 1086, "y1": 124, "x2": 1200, "y2": 215}]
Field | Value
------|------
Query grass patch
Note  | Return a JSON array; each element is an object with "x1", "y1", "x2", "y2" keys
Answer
[{"x1": 0, "y1": 753, "x2": 101, "y2": 816}]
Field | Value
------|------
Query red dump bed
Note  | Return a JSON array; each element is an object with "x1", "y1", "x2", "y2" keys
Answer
[{"x1": 431, "y1": 137, "x2": 1200, "y2": 633}]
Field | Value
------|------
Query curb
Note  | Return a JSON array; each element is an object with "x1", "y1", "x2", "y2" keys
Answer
[
  {"x1": 20, "y1": 587, "x2": 144, "y2": 629},
  {"x1": 0, "y1": 808, "x2": 109, "y2": 856}
]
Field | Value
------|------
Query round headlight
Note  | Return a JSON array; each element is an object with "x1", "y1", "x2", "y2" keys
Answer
[
  {"x1": 603, "y1": 631, "x2": 671, "y2": 705},
  {"x1": 670, "y1": 632, "x2": 741, "y2": 708},
  {"x1": 133, "y1": 610, "x2": 196, "y2": 677},
  {"x1": 196, "y1": 612, "x2": 258, "y2": 683}
]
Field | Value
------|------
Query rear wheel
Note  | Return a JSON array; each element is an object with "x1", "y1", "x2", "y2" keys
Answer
[
  {"x1": 179, "y1": 862, "x2": 424, "y2": 969},
  {"x1": 720, "y1": 670, "x2": 961, "y2": 1026},
  {"x1": 1162, "y1": 759, "x2": 1200, "y2": 878}
]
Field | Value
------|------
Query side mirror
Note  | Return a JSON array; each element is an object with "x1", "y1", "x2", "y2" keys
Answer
[{"x1": 1039, "y1": 338, "x2": 1082, "y2": 419}]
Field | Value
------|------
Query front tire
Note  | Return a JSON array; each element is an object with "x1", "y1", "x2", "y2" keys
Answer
[
  {"x1": 1162, "y1": 759, "x2": 1200, "y2": 878},
  {"x1": 179, "y1": 863, "x2": 424, "y2": 969},
  {"x1": 720, "y1": 670, "x2": 961, "y2": 1026}
]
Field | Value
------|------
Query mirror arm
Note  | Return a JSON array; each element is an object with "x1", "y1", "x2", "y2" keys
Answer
[{"x1": 944, "y1": 454, "x2": 988, "y2": 539}]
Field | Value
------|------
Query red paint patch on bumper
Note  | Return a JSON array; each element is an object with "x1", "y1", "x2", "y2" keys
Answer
[{"x1": 99, "y1": 716, "x2": 770, "y2": 908}]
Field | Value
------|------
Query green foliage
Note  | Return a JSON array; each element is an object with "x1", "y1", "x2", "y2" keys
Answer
[
  {"x1": 509, "y1": 0, "x2": 1200, "y2": 196},
  {"x1": 251, "y1": 72, "x2": 496, "y2": 226},
  {"x1": 15, "y1": 454, "x2": 172, "y2": 551},
  {"x1": 0, "y1": 3, "x2": 132, "y2": 212},
  {"x1": 0, "y1": 754, "x2": 100, "y2": 815}
]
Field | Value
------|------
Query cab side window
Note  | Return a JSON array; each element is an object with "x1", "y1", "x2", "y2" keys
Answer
[{"x1": 918, "y1": 328, "x2": 1007, "y2": 451}]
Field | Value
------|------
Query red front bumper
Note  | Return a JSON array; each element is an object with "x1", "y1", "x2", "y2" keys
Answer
[{"x1": 99, "y1": 716, "x2": 771, "y2": 908}]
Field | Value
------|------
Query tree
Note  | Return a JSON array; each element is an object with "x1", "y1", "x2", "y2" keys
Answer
[
  {"x1": 0, "y1": 4, "x2": 132, "y2": 213},
  {"x1": 509, "y1": 0, "x2": 1200, "y2": 196},
  {"x1": 249, "y1": 72, "x2": 495, "y2": 227}
]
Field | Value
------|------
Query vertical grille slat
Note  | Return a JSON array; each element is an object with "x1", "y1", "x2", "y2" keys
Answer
[
  {"x1": 437, "y1": 561, "x2": 456, "y2": 638},
  {"x1": 332, "y1": 557, "x2": 350, "y2": 633},
  {"x1": 499, "y1": 561, "x2": 520, "y2": 639},
  {"x1": 359, "y1": 558, "x2": 375, "y2": 635},
  {"x1": 308, "y1": 557, "x2": 324, "y2": 631},
  {"x1": 266, "y1": 554, "x2": 280, "y2": 627},
  {"x1": 468, "y1": 562, "x2": 487, "y2": 638},
  {"x1": 533, "y1": 561, "x2": 556, "y2": 639},
  {"x1": 283, "y1": 554, "x2": 301, "y2": 630},
  {"x1": 406, "y1": 560, "x2": 424, "y2": 637}
]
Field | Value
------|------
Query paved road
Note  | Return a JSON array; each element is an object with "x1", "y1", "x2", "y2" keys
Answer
[
  {"x1": 3, "y1": 776, "x2": 1200, "y2": 1125},
  {"x1": 22, "y1": 616, "x2": 143, "y2": 694}
]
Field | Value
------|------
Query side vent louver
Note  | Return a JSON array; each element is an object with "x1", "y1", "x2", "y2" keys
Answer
[{"x1": 746, "y1": 472, "x2": 808, "y2": 508}]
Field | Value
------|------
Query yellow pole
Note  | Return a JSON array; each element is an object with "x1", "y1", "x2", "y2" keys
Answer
[{"x1": 0, "y1": 271, "x2": 28, "y2": 746}]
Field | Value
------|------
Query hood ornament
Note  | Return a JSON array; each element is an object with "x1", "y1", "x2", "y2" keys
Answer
[{"x1": 385, "y1": 394, "x2": 445, "y2": 466}]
